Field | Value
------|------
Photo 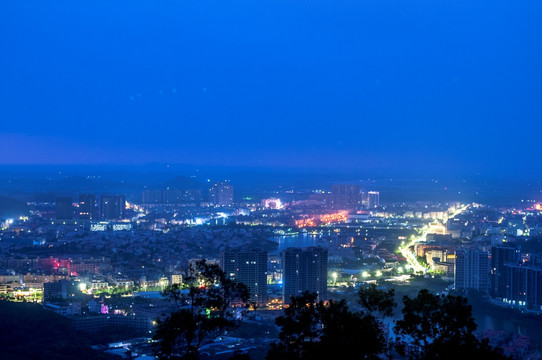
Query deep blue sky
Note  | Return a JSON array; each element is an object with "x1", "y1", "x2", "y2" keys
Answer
[{"x1": 1, "y1": 0, "x2": 541, "y2": 177}]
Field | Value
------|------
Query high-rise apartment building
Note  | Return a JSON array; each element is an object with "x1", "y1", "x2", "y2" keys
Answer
[
  {"x1": 282, "y1": 247, "x2": 327, "y2": 305},
  {"x1": 55, "y1": 197, "x2": 74, "y2": 220},
  {"x1": 220, "y1": 250, "x2": 268, "y2": 306},
  {"x1": 491, "y1": 246, "x2": 521, "y2": 298},
  {"x1": 503, "y1": 264, "x2": 542, "y2": 309},
  {"x1": 209, "y1": 182, "x2": 233, "y2": 206},
  {"x1": 367, "y1": 191, "x2": 380, "y2": 208},
  {"x1": 455, "y1": 249, "x2": 490, "y2": 293},
  {"x1": 100, "y1": 195, "x2": 126, "y2": 220},
  {"x1": 331, "y1": 184, "x2": 361, "y2": 209},
  {"x1": 78, "y1": 194, "x2": 96, "y2": 219}
]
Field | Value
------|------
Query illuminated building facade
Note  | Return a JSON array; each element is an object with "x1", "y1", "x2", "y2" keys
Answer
[
  {"x1": 262, "y1": 198, "x2": 283, "y2": 209},
  {"x1": 43, "y1": 279, "x2": 79, "y2": 301},
  {"x1": 367, "y1": 191, "x2": 380, "y2": 208},
  {"x1": 78, "y1": 194, "x2": 96, "y2": 219}
]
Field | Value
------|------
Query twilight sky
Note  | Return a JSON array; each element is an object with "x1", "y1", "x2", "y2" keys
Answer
[{"x1": 1, "y1": 0, "x2": 541, "y2": 176}]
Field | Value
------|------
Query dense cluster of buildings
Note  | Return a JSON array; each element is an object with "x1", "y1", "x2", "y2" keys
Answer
[
  {"x1": 454, "y1": 245, "x2": 542, "y2": 310},
  {"x1": 55, "y1": 194, "x2": 126, "y2": 220},
  {"x1": 330, "y1": 184, "x2": 380, "y2": 209},
  {"x1": 5, "y1": 174, "x2": 542, "y2": 358},
  {"x1": 141, "y1": 181, "x2": 233, "y2": 207},
  {"x1": 440, "y1": 206, "x2": 542, "y2": 310}
]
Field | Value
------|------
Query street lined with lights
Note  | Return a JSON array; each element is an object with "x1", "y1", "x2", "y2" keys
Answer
[{"x1": 397, "y1": 204, "x2": 469, "y2": 274}]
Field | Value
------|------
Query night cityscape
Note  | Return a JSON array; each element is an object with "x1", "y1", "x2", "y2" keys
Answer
[{"x1": 1, "y1": 1, "x2": 542, "y2": 360}]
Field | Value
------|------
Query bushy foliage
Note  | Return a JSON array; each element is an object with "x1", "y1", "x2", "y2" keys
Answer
[
  {"x1": 267, "y1": 286, "x2": 393, "y2": 360},
  {"x1": 153, "y1": 260, "x2": 249, "y2": 360},
  {"x1": 267, "y1": 287, "x2": 509, "y2": 360},
  {"x1": 395, "y1": 289, "x2": 510, "y2": 360}
]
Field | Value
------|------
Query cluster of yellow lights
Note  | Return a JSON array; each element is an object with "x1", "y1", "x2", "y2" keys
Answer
[{"x1": 295, "y1": 211, "x2": 348, "y2": 228}]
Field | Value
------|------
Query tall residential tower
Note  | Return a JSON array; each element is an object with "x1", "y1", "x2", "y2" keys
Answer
[{"x1": 282, "y1": 247, "x2": 328, "y2": 305}]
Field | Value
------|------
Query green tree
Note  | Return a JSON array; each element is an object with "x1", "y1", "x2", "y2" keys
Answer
[
  {"x1": 153, "y1": 260, "x2": 249, "y2": 360},
  {"x1": 395, "y1": 289, "x2": 509, "y2": 360}
]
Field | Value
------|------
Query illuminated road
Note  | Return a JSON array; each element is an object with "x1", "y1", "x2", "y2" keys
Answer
[
  {"x1": 399, "y1": 228, "x2": 429, "y2": 274},
  {"x1": 397, "y1": 204, "x2": 469, "y2": 274}
]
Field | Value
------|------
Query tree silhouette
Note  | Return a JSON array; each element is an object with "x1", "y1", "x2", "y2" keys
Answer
[
  {"x1": 357, "y1": 283, "x2": 396, "y2": 357},
  {"x1": 357, "y1": 283, "x2": 395, "y2": 317},
  {"x1": 153, "y1": 260, "x2": 249, "y2": 360},
  {"x1": 395, "y1": 289, "x2": 510, "y2": 360},
  {"x1": 267, "y1": 291, "x2": 386, "y2": 360}
]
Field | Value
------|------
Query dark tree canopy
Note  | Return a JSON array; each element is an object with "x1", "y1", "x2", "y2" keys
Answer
[
  {"x1": 267, "y1": 291, "x2": 386, "y2": 360},
  {"x1": 357, "y1": 283, "x2": 396, "y2": 317},
  {"x1": 395, "y1": 289, "x2": 510, "y2": 360},
  {"x1": 153, "y1": 268, "x2": 510, "y2": 360},
  {"x1": 153, "y1": 260, "x2": 249, "y2": 360}
]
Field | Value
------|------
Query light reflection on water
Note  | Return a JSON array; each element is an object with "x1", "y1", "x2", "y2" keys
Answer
[
  {"x1": 472, "y1": 310, "x2": 542, "y2": 345},
  {"x1": 271, "y1": 233, "x2": 329, "y2": 254}
]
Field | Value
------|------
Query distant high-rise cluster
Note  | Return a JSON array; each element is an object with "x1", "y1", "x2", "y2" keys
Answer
[
  {"x1": 55, "y1": 197, "x2": 74, "y2": 220},
  {"x1": 100, "y1": 195, "x2": 126, "y2": 220},
  {"x1": 331, "y1": 184, "x2": 362, "y2": 209},
  {"x1": 54, "y1": 194, "x2": 127, "y2": 221},
  {"x1": 141, "y1": 189, "x2": 202, "y2": 205},
  {"x1": 282, "y1": 247, "x2": 327, "y2": 305},
  {"x1": 209, "y1": 182, "x2": 233, "y2": 206},
  {"x1": 330, "y1": 184, "x2": 380, "y2": 210}
]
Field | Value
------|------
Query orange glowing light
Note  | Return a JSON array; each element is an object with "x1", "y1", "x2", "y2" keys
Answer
[{"x1": 295, "y1": 211, "x2": 348, "y2": 228}]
